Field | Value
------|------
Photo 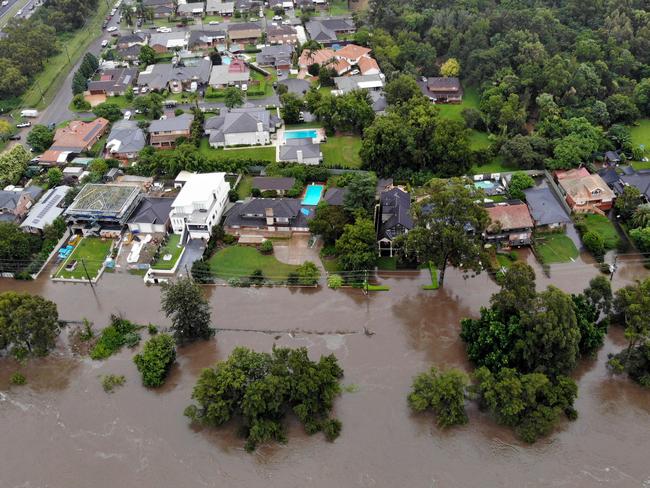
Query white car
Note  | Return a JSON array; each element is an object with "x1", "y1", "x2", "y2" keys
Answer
[
  {"x1": 101, "y1": 39, "x2": 109, "y2": 47},
  {"x1": 1, "y1": 2, "x2": 9, "y2": 7},
  {"x1": 123, "y1": 110, "x2": 132, "y2": 120},
  {"x1": 106, "y1": 26, "x2": 118, "y2": 32},
  {"x1": 16, "y1": 8, "x2": 22, "y2": 14},
  {"x1": 208, "y1": 20, "x2": 219, "y2": 25},
  {"x1": 272, "y1": 15, "x2": 282, "y2": 21},
  {"x1": 156, "y1": 26, "x2": 171, "y2": 33},
  {"x1": 16, "y1": 122, "x2": 31, "y2": 128}
]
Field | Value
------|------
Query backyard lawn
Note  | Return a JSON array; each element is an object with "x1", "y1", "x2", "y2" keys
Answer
[
  {"x1": 322, "y1": 135, "x2": 363, "y2": 168},
  {"x1": 55, "y1": 237, "x2": 113, "y2": 280},
  {"x1": 535, "y1": 233, "x2": 579, "y2": 264},
  {"x1": 198, "y1": 137, "x2": 276, "y2": 161},
  {"x1": 470, "y1": 155, "x2": 510, "y2": 175},
  {"x1": 469, "y1": 130, "x2": 491, "y2": 150},
  {"x1": 208, "y1": 245, "x2": 298, "y2": 281},
  {"x1": 580, "y1": 214, "x2": 621, "y2": 249},
  {"x1": 236, "y1": 175, "x2": 253, "y2": 198},
  {"x1": 435, "y1": 87, "x2": 480, "y2": 122},
  {"x1": 630, "y1": 118, "x2": 650, "y2": 149},
  {"x1": 151, "y1": 234, "x2": 183, "y2": 270}
]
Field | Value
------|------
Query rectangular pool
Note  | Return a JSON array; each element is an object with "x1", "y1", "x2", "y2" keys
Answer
[
  {"x1": 301, "y1": 184, "x2": 324, "y2": 206},
  {"x1": 285, "y1": 129, "x2": 318, "y2": 140},
  {"x1": 474, "y1": 180, "x2": 496, "y2": 190}
]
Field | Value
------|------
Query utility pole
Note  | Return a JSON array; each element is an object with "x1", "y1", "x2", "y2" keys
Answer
[{"x1": 81, "y1": 259, "x2": 95, "y2": 289}]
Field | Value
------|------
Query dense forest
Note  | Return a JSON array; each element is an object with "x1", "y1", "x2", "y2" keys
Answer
[{"x1": 352, "y1": 0, "x2": 650, "y2": 177}]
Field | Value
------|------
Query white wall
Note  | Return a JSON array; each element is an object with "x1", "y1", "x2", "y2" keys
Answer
[{"x1": 224, "y1": 131, "x2": 270, "y2": 147}]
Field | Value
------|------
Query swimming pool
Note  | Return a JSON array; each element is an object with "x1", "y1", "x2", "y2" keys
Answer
[
  {"x1": 474, "y1": 180, "x2": 496, "y2": 190},
  {"x1": 301, "y1": 184, "x2": 324, "y2": 206},
  {"x1": 222, "y1": 56, "x2": 231, "y2": 65},
  {"x1": 285, "y1": 129, "x2": 318, "y2": 140}
]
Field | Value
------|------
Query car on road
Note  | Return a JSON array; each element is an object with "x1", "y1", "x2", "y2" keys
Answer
[
  {"x1": 8, "y1": 134, "x2": 21, "y2": 141},
  {"x1": 16, "y1": 8, "x2": 22, "y2": 14},
  {"x1": 16, "y1": 122, "x2": 31, "y2": 128},
  {"x1": 208, "y1": 20, "x2": 219, "y2": 25},
  {"x1": 101, "y1": 39, "x2": 109, "y2": 47},
  {"x1": 106, "y1": 25, "x2": 118, "y2": 32},
  {"x1": 272, "y1": 15, "x2": 282, "y2": 21},
  {"x1": 1, "y1": 1, "x2": 8, "y2": 6},
  {"x1": 156, "y1": 26, "x2": 171, "y2": 32},
  {"x1": 102, "y1": 21, "x2": 108, "y2": 28}
]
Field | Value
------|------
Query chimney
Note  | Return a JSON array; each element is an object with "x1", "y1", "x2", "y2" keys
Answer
[
  {"x1": 296, "y1": 149, "x2": 303, "y2": 164},
  {"x1": 265, "y1": 207, "x2": 274, "y2": 226}
]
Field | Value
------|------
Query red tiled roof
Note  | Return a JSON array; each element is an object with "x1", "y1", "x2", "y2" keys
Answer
[
  {"x1": 486, "y1": 203, "x2": 534, "y2": 232},
  {"x1": 358, "y1": 56, "x2": 380, "y2": 74},
  {"x1": 335, "y1": 43, "x2": 371, "y2": 61},
  {"x1": 555, "y1": 167, "x2": 590, "y2": 180}
]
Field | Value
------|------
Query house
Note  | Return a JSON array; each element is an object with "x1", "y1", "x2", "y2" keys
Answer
[
  {"x1": 298, "y1": 48, "x2": 350, "y2": 75},
  {"x1": 40, "y1": 118, "x2": 110, "y2": 166},
  {"x1": 116, "y1": 33, "x2": 147, "y2": 50},
  {"x1": 234, "y1": 0, "x2": 262, "y2": 13},
  {"x1": 323, "y1": 187, "x2": 348, "y2": 206},
  {"x1": 227, "y1": 22, "x2": 262, "y2": 45},
  {"x1": 223, "y1": 197, "x2": 309, "y2": 234},
  {"x1": 87, "y1": 68, "x2": 138, "y2": 96},
  {"x1": 618, "y1": 170, "x2": 650, "y2": 203},
  {"x1": 251, "y1": 177, "x2": 295, "y2": 196},
  {"x1": 143, "y1": 0, "x2": 175, "y2": 17},
  {"x1": 277, "y1": 139, "x2": 322, "y2": 165},
  {"x1": 188, "y1": 29, "x2": 226, "y2": 51},
  {"x1": 523, "y1": 187, "x2": 571, "y2": 229},
  {"x1": 20, "y1": 185, "x2": 71, "y2": 233},
  {"x1": 358, "y1": 56, "x2": 381, "y2": 75},
  {"x1": 604, "y1": 150, "x2": 622, "y2": 165},
  {"x1": 278, "y1": 78, "x2": 310, "y2": 96},
  {"x1": 177, "y1": 1, "x2": 205, "y2": 16},
  {"x1": 127, "y1": 196, "x2": 173, "y2": 234},
  {"x1": 116, "y1": 44, "x2": 144, "y2": 61},
  {"x1": 425, "y1": 77, "x2": 463, "y2": 103},
  {"x1": 333, "y1": 74, "x2": 384, "y2": 95},
  {"x1": 205, "y1": 0, "x2": 234, "y2": 15},
  {"x1": 258, "y1": 44, "x2": 294, "y2": 70},
  {"x1": 208, "y1": 59, "x2": 250, "y2": 88},
  {"x1": 169, "y1": 172, "x2": 230, "y2": 240},
  {"x1": 205, "y1": 107, "x2": 274, "y2": 148},
  {"x1": 0, "y1": 186, "x2": 43, "y2": 224},
  {"x1": 174, "y1": 170, "x2": 196, "y2": 188},
  {"x1": 137, "y1": 59, "x2": 212, "y2": 92},
  {"x1": 483, "y1": 201, "x2": 534, "y2": 247},
  {"x1": 267, "y1": 24, "x2": 298, "y2": 45},
  {"x1": 557, "y1": 172, "x2": 616, "y2": 212},
  {"x1": 148, "y1": 32, "x2": 189, "y2": 53},
  {"x1": 335, "y1": 44, "x2": 371, "y2": 65},
  {"x1": 148, "y1": 114, "x2": 194, "y2": 148},
  {"x1": 64, "y1": 183, "x2": 142, "y2": 236},
  {"x1": 305, "y1": 17, "x2": 355, "y2": 45},
  {"x1": 598, "y1": 167, "x2": 621, "y2": 188},
  {"x1": 376, "y1": 188, "x2": 413, "y2": 256},
  {"x1": 105, "y1": 120, "x2": 146, "y2": 164},
  {"x1": 555, "y1": 167, "x2": 591, "y2": 181}
]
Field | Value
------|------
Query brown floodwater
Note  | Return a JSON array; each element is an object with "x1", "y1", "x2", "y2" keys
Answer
[{"x1": 1, "y1": 254, "x2": 650, "y2": 488}]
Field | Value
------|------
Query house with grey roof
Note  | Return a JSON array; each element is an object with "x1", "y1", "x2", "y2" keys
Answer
[
  {"x1": 0, "y1": 186, "x2": 43, "y2": 224},
  {"x1": 88, "y1": 68, "x2": 138, "y2": 96},
  {"x1": 376, "y1": 187, "x2": 413, "y2": 256},
  {"x1": 205, "y1": 107, "x2": 276, "y2": 148},
  {"x1": 224, "y1": 197, "x2": 309, "y2": 233},
  {"x1": 305, "y1": 17, "x2": 355, "y2": 45},
  {"x1": 189, "y1": 29, "x2": 226, "y2": 51},
  {"x1": 105, "y1": 120, "x2": 146, "y2": 164},
  {"x1": 278, "y1": 78, "x2": 310, "y2": 96},
  {"x1": 267, "y1": 24, "x2": 298, "y2": 45},
  {"x1": 323, "y1": 187, "x2": 348, "y2": 206},
  {"x1": 149, "y1": 31, "x2": 189, "y2": 53},
  {"x1": 137, "y1": 58, "x2": 212, "y2": 92},
  {"x1": 127, "y1": 196, "x2": 173, "y2": 234},
  {"x1": 177, "y1": 1, "x2": 205, "y2": 16},
  {"x1": 277, "y1": 139, "x2": 322, "y2": 165},
  {"x1": 21, "y1": 185, "x2": 71, "y2": 233},
  {"x1": 333, "y1": 74, "x2": 384, "y2": 94},
  {"x1": 206, "y1": 0, "x2": 234, "y2": 15},
  {"x1": 257, "y1": 44, "x2": 293, "y2": 70},
  {"x1": 252, "y1": 177, "x2": 295, "y2": 196},
  {"x1": 619, "y1": 170, "x2": 650, "y2": 202},
  {"x1": 148, "y1": 114, "x2": 194, "y2": 148},
  {"x1": 523, "y1": 187, "x2": 571, "y2": 229},
  {"x1": 208, "y1": 58, "x2": 250, "y2": 88}
]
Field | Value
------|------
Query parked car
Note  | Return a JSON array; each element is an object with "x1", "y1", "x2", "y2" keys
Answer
[
  {"x1": 16, "y1": 122, "x2": 31, "y2": 128},
  {"x1": 156, "y1": 26, "x2": 171, "y2": 32},
  {"x1": 1, "y1": 2, "x2": 8, "y2": 7},
  {"x1": 102, "y1": 21, "x2": 108, "y2": 29},
  {"x1": 8, "y1": 134, "x2": 21, "y2": 141},
  {"x1": 272, "y1": 15, "x2": 282, "y2": 21},
  {"x1": 47, "y1": 122, "x2": 56, "y2": 131},
  {"x1": 123, "y1": 110, "x2": 132, "y2": 120},
  {"x1": 101, "y1": 39, "x2": 109, "y2": 47},
  {"x1": 208, "y1": 20, "x2": 219, "y2": 25},
  {"x1": 106, "y1": 25, "x2": 118, "y2": 32},
  {"x1": 16, "y1": 8, "x2": 22, "y2": 15}
]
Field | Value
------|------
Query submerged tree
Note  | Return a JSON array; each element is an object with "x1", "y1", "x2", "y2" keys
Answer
[
  {"x1": 408, "y1": 367, "x2": 468, "y2": 428},
  {"x1": 161, "y1": 277, "x2": 214, "y2": 344},
  {"x1": 184, "y1": 346, "x2": 344, "y2": 451}
]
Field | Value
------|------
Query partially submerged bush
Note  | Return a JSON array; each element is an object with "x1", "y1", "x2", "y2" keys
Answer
[
  {"x1": 133, "y1": 334, "x2": 176, "y2": 387},
  {"x1": 101, "y1": 374, "x2": 125, "y2": 393}
]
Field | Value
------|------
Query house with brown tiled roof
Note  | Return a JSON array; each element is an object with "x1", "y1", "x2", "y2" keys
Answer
[
  {"x1": 335, "y1": 44, "x2": 371, "y2": 65},
  {"x1": 357, "y1": 56, "x2": 380, "y2": 75},
  {"x1": 483, "y1": 201, "x2": 534, "y2": 247},
  {"x1": 425, "y1": 77, "x2": 463, "y2": 103},
  {"x1": 227, "y1": 21, "x2": 262, "y2": 45},
  {"x1": 267, "y1": 24, "x2": 298, "y2": 45},
  {"x1": 298, "y1": 48, "x2": 351, "y2": 75},
  {"x1": 39, "y1": 118, "x2": 110, "y2": 166},
  {"x1": 557, "y1": 172, "x2": 616, "y2": 213}
]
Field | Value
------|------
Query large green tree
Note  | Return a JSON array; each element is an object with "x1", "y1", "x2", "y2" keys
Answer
[
  {"x1": 308, "y1": 203, "x2": 350, "y2": 245},
  {"x1": 408, "y1": 367, "x2": 468, "y2": 428},
  {"x1": 133, "y1": 333, "x2": 176, "y2": 387},
  {"x1": 161, "y1": 277, "x2": 214, "y2": 344},
  {"x1": 335, "y1": 216, "x2": 378, "y2": 272},
  {"x1": 27, "y1": 125, "x2": 55, "y2": 153}
]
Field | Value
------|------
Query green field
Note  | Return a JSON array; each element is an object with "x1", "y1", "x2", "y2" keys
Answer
[
  {"x1": 208, "y1": 245, "x2": 298, "y2": 281},
  {"x1": 55, "y1": 237, "x2": 113, "y2": 280},
  {"x1": 151, "y1": 234, "x2": 183, "y2": 270},
  {"x1": 198, "y1": 137, "x2": 276, "y2": 161},
  {"x1": 581, "y1": 214, "x2": 621, "y2": 249},
  {"x1": 630, "y1": 118, "x2": 650, "y2": 150},
  {"x1": 19, "y1": 0, "x2": 110, "y2": 111},
  {"x1": 535, "y1": 233, "x2": 579, "y2": 264},
  {"x1": 322, "y1": 135, "x2": 363, "y2": 168},
  {"x1": 470, "y1": 155, "x2": 509, "y2": 175},
  {"x1": 435, "y1": 87, "x2": 479, "y2": 122}
]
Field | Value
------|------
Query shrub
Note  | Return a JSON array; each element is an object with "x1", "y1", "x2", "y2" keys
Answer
[
  {"x1": 260, "y1": 240, "x2": 273, "y2": 254},
  {"x1": 133, "y1": 334, "x2": 176, "y2": 387},
  {"x1": 223, "y1": 234, "x2": 237, "y2": 245},
  {"x1": 148, "y1": 324, "x2": 158, "y2": 335},
  {"x1": 583, "y1": 231, "x2": 605, "y2": 261},
  {"x1": 249, "y1": 269, "x2": 265, "y2": 285},
  {"x1": 322, "y1": 418, "x2": 342, "y2": 441},
  {"x1": 296, "y1": 261, "x2": 320, "y2": 286},
  {"x1": 228, "y1": 188, "x2": 239, "y2": 202},
  {"x1": 101, "y1": 374, "x2": 125, "y2": 393},
  {"x1": 287, "y1": 272, "x2": 299, "y2": 285},
  {"x1": 327, "y1": 274, "x2": 343, "y2": 289},
  {"x1": 90, "y1": 315, "x2": 141, "y2": 360},
  {"x1": 10, "y1": 372, "x2": 26, "y2": 385}
]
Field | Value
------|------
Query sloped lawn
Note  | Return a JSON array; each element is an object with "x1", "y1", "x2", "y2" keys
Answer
[{"x1": 208, "y1": 245, "x2": 298, "y2": 281}]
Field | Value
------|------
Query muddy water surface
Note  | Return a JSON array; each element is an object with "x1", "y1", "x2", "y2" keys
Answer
[{"x1": 1, "y1": 257, "x2": 650, "y2": 488}]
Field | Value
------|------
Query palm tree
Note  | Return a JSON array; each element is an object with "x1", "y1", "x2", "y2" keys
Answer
[
  {"x1": 120, "y1": 3, "x2": 133, "y2": 26},
  {"x1": 632, "y1": 203, "x2": 650, "y2": 229}
]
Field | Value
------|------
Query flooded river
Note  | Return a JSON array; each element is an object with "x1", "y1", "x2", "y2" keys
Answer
[{"x1": 1, "y1": 253, "x2": 650, "y2": 488}]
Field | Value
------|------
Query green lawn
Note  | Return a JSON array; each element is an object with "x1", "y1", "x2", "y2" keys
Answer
[
  {"x1": 322, "y1": 135, "x2": 363, "y2": 168},
  {"x1": 535, "y1": 233, "x2": 579, "y2": 264},
  {"x1": 198, "y1": 137, "x2": 276, "y2": 161},
  {"x1": 18, "y1": 0, "x2": 110, "y2": 111},
  {"x1": 470, "y1": 155, "x2": 509, "y2": 175},
  {"x1": 469, "y1": 130, "x2": 491, "y2": 150},
  {"x1": 55, "y1": 238, "x2": 113, "y2": 280},
  {"x1": 632, "y1": 161, "x2": 650, "y2": 170},
  {"x1": 151, "y1": 234, "x2": 183, "y2": 270},
  {"x1": 630, "y1": 118, "x2": 650, "y2": 150},
  {"x1": 435, "y1": 87, "x2": 479, "y2": 122},
  {"x1": 377, "y1": 256, "x2": 397, "y2": 270},
  {"x1": 208, "y1": 245, "x2": 298, "y2": 281},
  {"x1": 581, "y1": 214, "x2": 621, "y2": 249},
  {"x1": 236, "y1": 175, "x2": 253, "y2": 198}
]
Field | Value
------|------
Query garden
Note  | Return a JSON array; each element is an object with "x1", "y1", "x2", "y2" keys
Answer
[
  {"x1": 207, "y1": 244, "x2": 299, "y2": 283},
  {"x1": 54, "y1": 237, "x2": 113, "y2": 280},
  {"x1": 151, "y1": 234, "x2": 183, "y2": 271},
  {"x1": 534, "y1": 232, "x2": 579, "y2": 264}
]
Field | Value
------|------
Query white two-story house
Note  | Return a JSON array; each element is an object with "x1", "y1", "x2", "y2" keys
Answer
[{"x1": 170, "y1": 172, "x2": 230, "y2": 240}]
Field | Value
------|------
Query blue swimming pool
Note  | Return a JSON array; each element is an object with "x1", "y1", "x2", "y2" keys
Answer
[
  {"x1": 222, "y1": 56, "x2": 232, "y2": 65},
  {"x1": 302, "y1": 184, "x2": 324, "y2": 206},
  {"x1": 285, "y1": 129, "x2": 318, "y2": 140},
  {"x1": 474, "y1": 180, "x2": 496, "y2": 190}
]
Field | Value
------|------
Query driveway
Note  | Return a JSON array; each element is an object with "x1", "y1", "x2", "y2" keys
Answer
[
  {"x1": 273, "y1": 234, "x2": 321, "y2": 266},
  {"x1": 177, "y1": 238, "x2": 206, "y2": 275}
]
